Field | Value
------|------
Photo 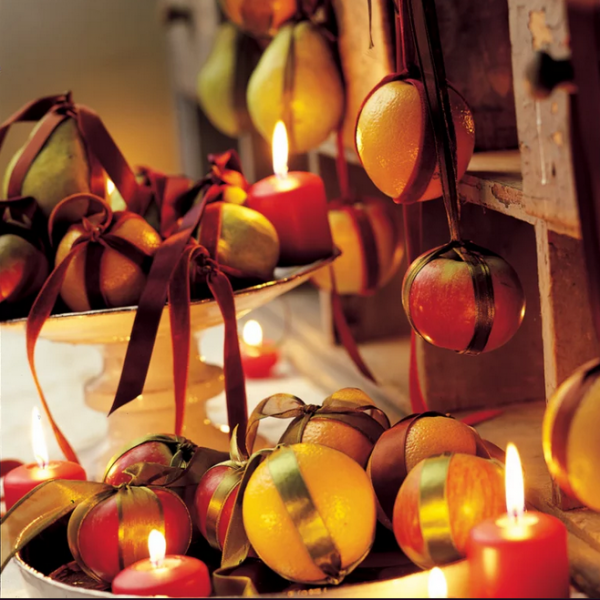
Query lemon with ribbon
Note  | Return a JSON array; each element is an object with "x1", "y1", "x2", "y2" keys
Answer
[{"x1": 242, "y1": 443, "x2": 376, "y2": 585}]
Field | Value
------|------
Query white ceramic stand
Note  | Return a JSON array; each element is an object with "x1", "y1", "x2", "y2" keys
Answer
[
  {"x1": 84, "y1": 332, "x2": 229, "y2": 475},
  {"x1": 2, "y1": 257, "x2": 335, "y2": 480}
]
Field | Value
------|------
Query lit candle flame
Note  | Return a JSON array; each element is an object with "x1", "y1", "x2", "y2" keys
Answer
[
  {"x1": 428, "y1": 567, "x2": 448, "y2": 598},
  {"x1": 272, "y1": 120, "x2": 289, "y2": 179},
  {"x1": 148, "y1": 529, "x2": 166, "y2": 569},
  {"x1": 505, "y1": 442, "x2": 525, "y2": 522},
  {"x1": 243, "y1": 320, "x2": 263, "y2": 347},
  {"x1": 31, "y1": 407, "x2": 49, "y2": 470},
  {"x1": 106, "y1": 179, "x2": 115, "y2": 196}
]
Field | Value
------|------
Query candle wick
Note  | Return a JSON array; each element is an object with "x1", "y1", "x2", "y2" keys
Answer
[
  {"x1": 275, "y1": 170, "x2": 288, "y2": 181},
  {"x1": 151, "y1": 557, "x2": 164, "y2": 569}
]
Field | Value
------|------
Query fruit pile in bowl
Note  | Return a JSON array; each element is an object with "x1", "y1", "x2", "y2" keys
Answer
[{"x1": 2, "y1": 387, "x2": 508, "y2": 598}]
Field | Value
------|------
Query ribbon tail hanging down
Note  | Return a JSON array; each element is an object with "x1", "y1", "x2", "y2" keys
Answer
[
  {"x1": 26, "y1": 246, "x2": 87, "y2": 464},
  {"x1": 108, "y1": 185, "x2": 208, "y2": 418},
  {"x1": 167, "y1": 246, "x2": 196, "y2": 436}
]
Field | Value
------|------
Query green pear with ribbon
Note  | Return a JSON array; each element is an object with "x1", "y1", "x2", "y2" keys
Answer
[{"x1": 3, "y1": 118, "x2": 98, "y2": 219}]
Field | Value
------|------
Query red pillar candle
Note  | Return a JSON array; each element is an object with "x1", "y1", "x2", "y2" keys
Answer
[
  {"x1": 4, "y1": 408, "x2": 86, "y2": 511},
  {"x1": 240, "y1": 320, "x2": 280, "y2": 379},
  {"x1": 246, "y1": 121, "x2": 333, "y2": 266},
  {"x1": 467, "y1": 444, "x2": 570, "y2": 598},
  {"x1": 111, "y1": 530, "x2": 211, "y2": 598}
]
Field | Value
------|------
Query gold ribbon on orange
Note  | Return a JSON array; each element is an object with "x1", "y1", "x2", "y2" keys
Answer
[
  {"x1": 245, "y1": 393, "x2": 389, "y2": 455},
  {"x1": 417, "y1": 454, "x2": 462, "y2": 565}
]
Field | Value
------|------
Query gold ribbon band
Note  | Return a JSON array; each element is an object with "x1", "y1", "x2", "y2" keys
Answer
[
  {"x1": 116, "y1": 486, "x2": 165, "y2": 572},
  {"x1": 418, "y1": 454, "x2": 461, "y2": 565},
  {"x1": 268, "y1": 446, "x2": 342, "y2": 584},
  {"x1": 205, "y1": 466, "x2": 244, "y2": 551}
]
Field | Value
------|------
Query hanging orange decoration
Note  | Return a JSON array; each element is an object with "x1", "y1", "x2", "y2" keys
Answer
[
  {"x1": 402, "y1": 241, "x2": 525, "y2": 354},
  {"x1": 356, "y1": 77, "x2": 475, "y2": 203},
  {"x1": 220, "y1": 0, "x2": 298, "y2": 38},
  {"x1": 543, "y1": 359, "x2": 600, "y2": 511}
]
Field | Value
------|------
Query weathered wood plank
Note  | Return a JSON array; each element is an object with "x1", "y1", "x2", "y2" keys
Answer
[{"x1": 508, "y1": 0, "x2": 578, "y2": 233}]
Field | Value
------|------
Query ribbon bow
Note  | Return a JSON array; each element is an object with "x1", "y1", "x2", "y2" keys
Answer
[
  {"x1": 0, "y1": 93, "x2": 152, "y2": 214},
  {"x1": 109, "y1": 159, "x2": 250, "y2": 456},
  {"x1": 26, "y1": 194, "x2": 156, "y2": 463},
  {"x1": 133, "y1": 150, "x2": 250, "y2": 239},
  {"x1": 245, "y1": 392, "x2": 390, "y2": 455}
]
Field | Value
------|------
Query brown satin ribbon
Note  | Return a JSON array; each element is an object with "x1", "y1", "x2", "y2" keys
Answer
[
  {"x1": 110, "y1": 152, "x2": 252, "y2": 455},
  {"x1": 245, "y1": 393, "x2": 389, "y2": 455},
  {"x1": 369, "y1": 411, "x2": 442, "y2": 523},
  {"x1": 550, "y1": 360, "x2": 600, "y2": 495},
  {"x1": 25, "y1": 195, "x2": 155, "y2": 464},
  {"x1": 402, "y1": 240, "x2": 496, "y2": 355},
  {"x1": 369, "y1": 412, "x2": 492, "y2": 525},
  {"x1": 0, "y1": 93, "x2": 150, "y2": 214},
  {"x1": 282, "y1": 24, "x2": 297, "y2": 152}
]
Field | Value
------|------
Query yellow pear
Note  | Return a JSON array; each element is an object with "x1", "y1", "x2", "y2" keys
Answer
[
  {"x1": 246, "y1": 22, "x2": 345, "y2": 153},
  {"x1": 197, "y1": 23, "x2": 261, "y2": 138},
  {"x1": 2, "y1": 118, "x2": 95, "y2": 219},
  {"x1": 197, "y1": 203, "x2": 279, "y2": 281}
]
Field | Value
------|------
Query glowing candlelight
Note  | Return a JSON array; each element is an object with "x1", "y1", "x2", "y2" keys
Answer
[
  {"x1": 4, "y1": 408, "x2": 86, "y2": 511},
  {"x1": 428, "y1": 567, "x2": 447, "y2": 598},
  {"x1": 106, "y1": 179, "x2": 115, "y2": 196},
  {"x1": 148, "y1": 529, "x2": 166, "y2": 569},
  {"x1": 31, "y1": 407, "x2": 49, "y2": 470},
  {"x1": 272, "y1": 121, "x2": 289, "y2": 180},
  {"x1": 505, "y1": 442, "x2": 525, "y2": 523},
  {"x1": 243, "y1": 320, "x2": 263, "y2": 347}
]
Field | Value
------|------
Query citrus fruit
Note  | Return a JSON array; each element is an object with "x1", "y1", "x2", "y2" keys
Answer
[
  {"x1": 393, "y1": 453, "x2": 505, "y2": 568},
  {"x1": 279, "y1": 388, "x2": 389, "y2": 467},
  {"x1": 403, "y1": 242, "x2": 525, "y2": 353},
  {"x1": 220, "y1": 0, "x2": 297, "y2": 37},
  {"x1": 55, "y1": 212, "x2": 161, "y2": 312},
  {"x1": 356, "y1": 80, "x2": 475, "y2": 201},
  {"x1": 242, "y1": 443, "x2": 376, "y2": 583},
  {"x1": 311, "y1": 197, "x2": 404, "y2": 295},
  {"x1": 543, "y1": 359, "x2": 600, "y2": 511},
  {"x1": 367, "y1": 413, "x2": 479, "y2": 529}
]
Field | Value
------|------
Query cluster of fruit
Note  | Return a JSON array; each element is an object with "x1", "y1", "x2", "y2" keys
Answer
[
  {"x1": 199, "y1": 1, "x2": 343, "y2": 155},
  {"x1": 0, "y1": 100, "x2": 283, "y2": 319},
  {"x1": 62, "y1": 387, "x2": 507, "y2": 590}
]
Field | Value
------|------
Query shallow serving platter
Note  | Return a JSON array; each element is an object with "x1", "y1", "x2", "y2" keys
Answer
[{"x1": 0, "y1": 255, "x2": 337, "y2": 344}]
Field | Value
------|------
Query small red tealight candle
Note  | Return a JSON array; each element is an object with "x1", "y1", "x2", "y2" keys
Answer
[
  {"x1": 3, "y1": 408, "x2": 86, "y2": 511},
  {"x1": 246, "y1": 121, "x2": 334, "y2": 266},
  {"x1": 112, "y1": 529, "x2": 211, "y2": 598},
  {"x1": 468, "y1": 444, "x2": 570, "y2": 598},
  {"x1": 240, "y1": 320, "x2": 280, "y2": 379}
]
